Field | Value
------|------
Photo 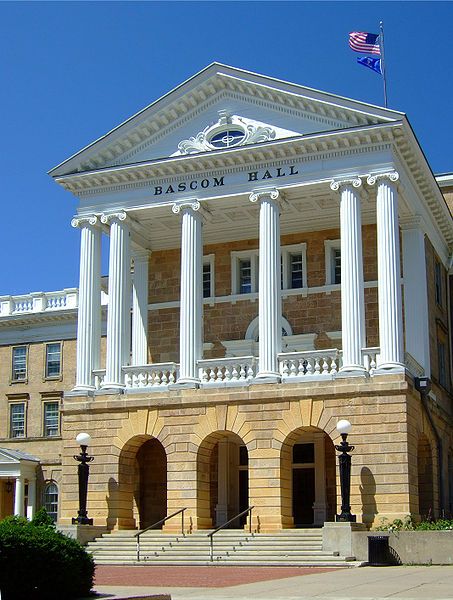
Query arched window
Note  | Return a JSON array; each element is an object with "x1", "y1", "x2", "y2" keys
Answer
[{"x1": 43, "y1": 482, "x2": 58, "y2": 522}]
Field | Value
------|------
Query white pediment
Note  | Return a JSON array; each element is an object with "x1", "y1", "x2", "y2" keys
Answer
[
  {"x1": 50, "y1": 63, "x2": 402, "y2": 177},
  {"x1": 0, "y1": 448, "x2": 40, "y2": 464}
]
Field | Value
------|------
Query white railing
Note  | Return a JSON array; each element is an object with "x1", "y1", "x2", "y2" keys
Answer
[
  {"x1": 362, "y1": 347, "x2": 379, "y2": 374},
  {"x1": 279, "y1": 349, "x2": 340, "y2": 379},
  {"x1": 0, "y1": 289, "x2": 79, "y2": 316},
  {"x1": 123, "y1": 363, "x2": 179, "y2": 389},
  {"x1": 198, "y1": 357, "x2": 257, "y2": 385},
  {"x1": 93, "y1": 369, "x2": 106, "y2": 390}
]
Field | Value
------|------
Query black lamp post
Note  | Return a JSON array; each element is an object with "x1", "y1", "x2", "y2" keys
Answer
[
  {"x1": 335, "y1": 419, "x2": 356, "y2": 522},
  {"x1": 72, "y1": 432, "x2": 94, "y2": 526}
]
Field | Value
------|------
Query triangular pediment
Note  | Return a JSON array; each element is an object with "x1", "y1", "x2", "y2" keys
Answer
[
  {"x1": 50, "y1": 63, "x2": 404, "y2": 177},
  {"x1": 0, "y1": 448, "x2": 40, "y2": 464}
]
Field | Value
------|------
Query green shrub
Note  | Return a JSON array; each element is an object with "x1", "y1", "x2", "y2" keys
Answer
[
  {"x1": 0, "y1": 514, "x2": 95, "y2": 600},
  {"x1": 375, "y1": 515, "x2": 453, "y2": 532}
]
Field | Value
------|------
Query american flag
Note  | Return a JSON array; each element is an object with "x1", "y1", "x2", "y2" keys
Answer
[{"x1": 349, "y1": 32, "x2": 381, "y2": 55}]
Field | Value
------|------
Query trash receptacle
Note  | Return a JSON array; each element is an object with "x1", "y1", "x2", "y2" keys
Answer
[{"x1": 368, "y1": 535, "x2": 391, "y2": 566}]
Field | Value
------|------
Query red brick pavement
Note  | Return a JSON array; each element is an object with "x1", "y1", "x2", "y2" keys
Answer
[{"x1": 94, "y1": 565, "x2": 339, "y2": 588}]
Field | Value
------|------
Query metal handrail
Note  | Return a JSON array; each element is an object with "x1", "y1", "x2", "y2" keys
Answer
[
  {"x1": 207, "y1": 506, "x2": 254, "y2": 562},
  {"x1": 134, "y1": 507, "x2": 188, "y2": 562}
]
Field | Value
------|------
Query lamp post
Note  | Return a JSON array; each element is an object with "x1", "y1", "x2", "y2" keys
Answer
[
  {"x1": 335, "y1": 419, "x2": 356, "y2": 522},
  {"x1": 72, "y1": 432, "x2": 94, "y2": 525}
]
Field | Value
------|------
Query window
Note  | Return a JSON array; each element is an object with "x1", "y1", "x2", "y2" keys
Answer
[
  {"x1": 202, "y1": 255, "x2": 215, "y2": 299},
  {"x1": 325, "y1": 240, "x2": 341, "y2": 285},
  {"x1": 12, "y1": 346, "x2": 27, "y2": 381},
  {"x1": 435, "y1": 259, "x2": 443, "y2": 306},
  {"x1": 231, "y1": 250, "x2": 259, "y2": 295},
  {"x1": 43, "y1": 401, "x2": 60, "y2": 437},
  {"x1": 281, "y1": 244, "x2": 307, "y2": 290},
  {"x1": 45, "y1": 342, "x2": 61, "y2": 378},
  {"x1": 10, "y1": 403, "x2": 25, "y2": 438},
  {"x1": 438, "y1": 341, "x2": 447, "y2": 387},
  {"x1": 43, "y1": 482, "x2": 58, "y2": 522}
]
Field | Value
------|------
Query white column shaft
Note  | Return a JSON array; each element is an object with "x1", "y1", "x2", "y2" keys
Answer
[
  {"x1": 339, "y1": 185, "x2": 366, "y2": 372},
  {"x1": 402, "y1": 225, "x2": 430, "y2": 376},
  {"x1": 14, "y1": 477, "x2": 24, "y2": 517},
  {"x1": 178, "y1": 207, "x2": 203, "y2": 384},
  {"x1": 104, "y1": 215, "x2": 131, "y2": 388},
  {"x1": 376, "y1": 178, "x2": 404, "y2": 368},
  {"x1": 73, "y1": 219, "x2": 101, "y2": 390},
  {"x1": 132, "y1": 251, "x2": 149, "y2": 366},
  {"x1": 257, "y1": 194, "x2": 281, "y2": 379},
  {"x1": 26, "y1": 478, "x2": 36, "y2": 520}
]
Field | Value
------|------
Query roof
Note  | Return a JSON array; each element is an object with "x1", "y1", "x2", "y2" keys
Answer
[{"x1": 0, "y1": 448, "x2": 40, "y2": 463}]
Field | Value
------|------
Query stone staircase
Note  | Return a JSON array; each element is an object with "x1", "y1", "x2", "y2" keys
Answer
[{"x1": 86, "y1": 529, "x2": 361, "y2": 567}]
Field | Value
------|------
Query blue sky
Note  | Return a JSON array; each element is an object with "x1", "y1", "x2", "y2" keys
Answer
[{"x1": 1, "y1": 1, "x2": 452, "y2": 295}]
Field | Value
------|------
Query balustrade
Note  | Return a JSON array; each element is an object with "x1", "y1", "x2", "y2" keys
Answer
[
  {"x1": 198, "y1": 357, "x2": 257, "y2": 385},
  {"x1": 123, "y1": 363, "x2": 180, "y2": 389},
  {"x1": 0, "y1": 289, "x2": 79, "y2": 316},
  {"x1": 279, "y1": 350, "x2": 340, "y2": 379}
]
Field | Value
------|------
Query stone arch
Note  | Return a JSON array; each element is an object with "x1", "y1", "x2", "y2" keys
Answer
[
  {"x1": 280, "y1": 426, "x2": 336, "y2": 527},
  {"x1": 245, "y1": 315, "x2": 293, "y2": 341},
  {"x1": 417, "y1": 432, "x2": 434, "y2": 519},
  {"x1": 112, "y1": 434, "x2": 167, "y2": 530},
  {"x1": 197, "y1": 430, "x2": 248, "y2": 529}
]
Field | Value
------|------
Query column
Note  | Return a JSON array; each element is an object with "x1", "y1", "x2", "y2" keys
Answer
[
  {"x1": 131, "y1": 249, "x2": 150, "y2": 366},
  {"x1": 14, "y1": 477, "x2": 24, "y2": 517},
  {"x1": 249, "y1": 188, "x2": 282, "y2": 381},
  {"x1": 101, "y1": 211, "x2": 131, "y2": 389},
  {"x1": 367, "y1": 171, "x2": 404, "y2": 370},
  {"x1": 330, "y1": 178, "x2": 366, "y2": 374},
  {"x1": 401, "y1": 218, "x2": 430, "y2": 376},
  {"x1": 71, "y1": 216, "x2": 101, "y2": 391},
  {"x1": 26, "y1": 477, "x2": 36, "y2": 520},
  {"x1": 172, "y1": 201, "x2": 203, "y2": 386}
]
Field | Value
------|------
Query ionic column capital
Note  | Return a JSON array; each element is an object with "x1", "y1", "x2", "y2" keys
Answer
[
  {"x1": 249, "y1": 187, "x2": 279, "y2": 204},
  {"x1": 172, "y1": 199, "x2": 200, "y2": 214},
  {"x1": 71, "y1": 215, "x2": 98, "y2": 229},
  {"x1": 330, "y1": 177, "x2": 362, "y2": 192},
  {"x1": 100, "y1": 211, "x2": 128, "y2": 225},
  {"x1": 366, "y1": 171, "x2": 399, "y2": 186}
]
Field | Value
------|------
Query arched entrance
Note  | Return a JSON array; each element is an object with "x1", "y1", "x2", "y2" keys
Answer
[
  {"x1": 116, "y1": 435, "x2": 167, "y2": 530},
  {"x1": 281, "y1": 427, "x2": 336, "y2": 527},
  {"x1": 197, "y1": 431, "x2": 248, "y2": 528},
  {"x1": 417, "y1": 433, "x2": 434, "y2": 519}
]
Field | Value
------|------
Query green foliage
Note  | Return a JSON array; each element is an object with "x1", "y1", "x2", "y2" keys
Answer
[
  {"x1": 375, "y1": 515, "x2": 453, "y2": 532},
  {"x1": 31, "y1": 507, "x2": 56, "y2": 528},
  {"x1": 0, "y1": 515, "x2": 95, "y2": 600}
]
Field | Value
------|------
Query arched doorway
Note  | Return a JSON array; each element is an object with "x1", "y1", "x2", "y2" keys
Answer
[
  {"x1": 417, "y1": 434, "x2": 434, "y2": 519},
  {"x1": 197, "y1": 431, "x2": 248, "y2": 528},
  {"x1": 116, "y1": 435, "x2": 167, "y2": 530},
  {"x1": 281, "y1": 427, "x2": 336, "y2": 527}
]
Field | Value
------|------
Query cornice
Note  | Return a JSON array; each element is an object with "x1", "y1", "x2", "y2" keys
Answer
[{"x1": 56, "y1": 122, "x2": 400, "y2": 195}]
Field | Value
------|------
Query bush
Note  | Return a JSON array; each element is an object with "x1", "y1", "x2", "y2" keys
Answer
[
  {"x1": 375, "y1": 515, "x2": 453, "y2": 532},
  {"x1": 0, "y1": 513, "x2": 95, "y2": 600}
]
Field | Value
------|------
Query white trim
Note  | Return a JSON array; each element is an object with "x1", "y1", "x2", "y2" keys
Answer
[
  {"x1": 281, "y1": 243, "x2": 307, "y2": 290},
  {"x1": 231, "y1": 249, "x2": 259, "y2": 295},
  {"x1": 203, "y1": 254, "x2": 215, "y2": 299},
  {"x1": 324, "y1": 239, "x2": 341, "y2": 285}
]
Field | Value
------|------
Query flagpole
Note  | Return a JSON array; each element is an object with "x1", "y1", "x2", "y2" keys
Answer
[{"x1": 379, "y1": 20, "x2": 388, "y2": 108}]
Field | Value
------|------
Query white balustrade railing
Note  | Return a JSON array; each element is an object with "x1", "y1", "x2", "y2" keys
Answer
[
  {"x1": 93, "y1": 369, "x2": 106, "y2": 390},
  {"x1": 279, "y1": 349, "x2": 340, "y2": 379},
  {"x1": 198, "y1": 357, "x2": 257, "y2": 385},
  {"x1": 123, "y1": 363, "x2": 179, "y2": 389},
  {"x1": 362, "y1": 347, "x2": 379, "y2": 374},
  {"x1": 0, "y1": 289, "x2": 79, "y2": 316}
]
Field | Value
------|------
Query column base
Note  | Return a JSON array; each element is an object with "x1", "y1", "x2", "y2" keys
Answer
[
  {"x1": 374, "y1": 362, "x2": 405, "y2": 374},
  {"x1": 337, "y1": 366, "x2": 369, "y2": 378},
  {"x1": 170, "y1": 378, "x2": 200, "y2": 389},
  {"x1": 101, "y1": 382, "x2": 126, "y2": 392},
  {"x1": 253, "y1": 372, "x2": 281, "y2": 384},
  {"x1": 72, "y1": 516, "x2": 93, "y2": 526},
  {"x1": 65, "y1": 388, "x2": 95, "y2": 398}
]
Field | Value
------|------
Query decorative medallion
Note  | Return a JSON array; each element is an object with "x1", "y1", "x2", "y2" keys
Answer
[{"x1": 177, "y1": 110, "x2": 276, "y2": 155}]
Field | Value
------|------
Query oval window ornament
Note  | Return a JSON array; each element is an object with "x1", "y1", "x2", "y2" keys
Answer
[{"x1": 209, "y1": 129, "x2": 246, "y2": 148}]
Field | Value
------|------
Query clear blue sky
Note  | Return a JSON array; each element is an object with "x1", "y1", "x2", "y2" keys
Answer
[{"x1": 1, "y1": 1, "x2": 452, "y2": 295}]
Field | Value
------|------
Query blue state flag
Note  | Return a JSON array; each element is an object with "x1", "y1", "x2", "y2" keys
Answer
[{"x1": 357, "y1": 56, "x2": 382, "y2": 75}]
